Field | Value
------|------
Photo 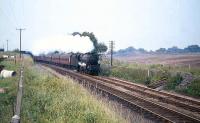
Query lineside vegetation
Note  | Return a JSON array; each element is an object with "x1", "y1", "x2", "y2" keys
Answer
[
  {"x1": 21, "y1": 57, "x2": 127, "y2": 123},
  {"x1": 0, "y1": 55, "x2": 20, "y2": 123},
  {"x1": 100, "y1": 58, "x2": 200, "y2": 97}
]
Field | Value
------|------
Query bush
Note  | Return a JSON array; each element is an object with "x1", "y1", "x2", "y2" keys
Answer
[
  {"x1": 165, "y1": 73, "x2": 182, "y2": 90},
  {"x1": 111, "y1": 67, "x2": 148, "y2": 84},
  {"x1": 84, "y1": 111, "x2": 97, "y2": 123},
  {"x1": 145, "y1": 77, "x2": 151, "y2": 85},
  {"x1": 178, "y1": 78, "x2": 200, "y2": 97},
  {"x1": 99, "y1": 64, "x2": 111, "y2": 76}
]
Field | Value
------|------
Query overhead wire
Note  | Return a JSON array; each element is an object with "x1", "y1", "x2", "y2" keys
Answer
[
  {"x1": 0, "y1": 1, "x2": 19, "y2": 50},
  {"x1": 0, "y1": 7, "x2": 17, "y2": 28},
  {"x1": 0, "y1": 7, "x2": 17, "y2": 42},
  {"x1": 8, "y1": 0, "x2": 19, "y2": 38},
  {"x1": 22, "y1": 0, "x2": 25, "y2": 27},
  {"x1": 0, "y1": 1, "x2": 18, "y2": 31},
  {"x1": 9, "y1": 0, "x2": 19, "y2": 27}
]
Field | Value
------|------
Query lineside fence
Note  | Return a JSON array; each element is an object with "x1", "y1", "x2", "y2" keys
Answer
[{"x1": 11, "y1": 59, "x2": 24, "y2": 123}]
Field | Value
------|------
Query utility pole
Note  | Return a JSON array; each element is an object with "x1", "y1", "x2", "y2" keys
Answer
[
  {"x1": 109, "y1": 41, "x2": 114, "y2": 66},
  {"x1": 7, "y1": 40, "x2": 8, "y2": 51},
  {"x1": 16, "y1": 28, "x2": 25, "y2": 58}
]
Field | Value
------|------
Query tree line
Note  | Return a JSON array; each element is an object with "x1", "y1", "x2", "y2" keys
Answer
[
  {"x1": 155, "y1": 45, "x2": 200, "y2": 53},
  {"x1": 114, "y1": 45, "x2": 200, "y2": 56}
]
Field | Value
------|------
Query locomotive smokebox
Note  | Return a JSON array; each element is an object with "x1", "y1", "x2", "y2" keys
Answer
[{"x1": 79, "y1": 53, "x2": 99, "y2": 65}]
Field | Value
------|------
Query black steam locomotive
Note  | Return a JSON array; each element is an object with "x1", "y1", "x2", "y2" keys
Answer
[{"x1": 34, "y1": 52, "x2": 100, "y2": 75}]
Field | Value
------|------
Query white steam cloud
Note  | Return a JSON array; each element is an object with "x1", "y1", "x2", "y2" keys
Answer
[{"x1": 31, "y1": 35, "x2": 93, "y2": 55}]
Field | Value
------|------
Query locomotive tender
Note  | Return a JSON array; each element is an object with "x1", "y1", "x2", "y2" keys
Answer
[{"x1": 34, "y1": 52, "x2": 100, "y2": 75}]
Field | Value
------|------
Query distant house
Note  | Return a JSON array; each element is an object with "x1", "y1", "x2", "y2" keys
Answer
[{"x1": 0, "y1": 48, "x2": 4, "y2": 52}]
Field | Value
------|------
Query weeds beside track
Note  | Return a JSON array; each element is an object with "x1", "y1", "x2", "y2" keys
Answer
[{"x1": 42, "y1": 63, "x2": 200, "y2": 123}]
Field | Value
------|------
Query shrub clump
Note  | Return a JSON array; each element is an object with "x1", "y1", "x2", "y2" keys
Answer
[
  {"x1": 177, "y1": 78, "x2": 200, "y2": 97},
  {"x1": 165, "y1": 73, "x2": 183, "y2": 90},
  {"x1": 111, "y1": 67, "x2": 147, "y2": 84}
]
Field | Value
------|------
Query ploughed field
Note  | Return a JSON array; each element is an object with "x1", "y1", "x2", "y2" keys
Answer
[{"x1": 115, "y1": 53, "x2": 200, "y2": 67}]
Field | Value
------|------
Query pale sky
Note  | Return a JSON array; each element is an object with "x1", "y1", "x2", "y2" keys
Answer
[{"x1": 0, "y1": 0, "x2": 200, "y2": 54}]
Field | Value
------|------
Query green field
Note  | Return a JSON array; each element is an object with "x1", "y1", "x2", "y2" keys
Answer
[{"x1": 0, "y1": 58, "x2": 20, "y2": 122}]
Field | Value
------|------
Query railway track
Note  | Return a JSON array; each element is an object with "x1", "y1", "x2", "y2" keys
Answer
[
  {"x1": 107, "y1": 77, "x2": 200, "y2": 106},
  {"x1": 91, "y1": 76, "x2": 200, "y2": 114},
  {"x1": 41, "y1": 63, "x2": 200, "y2": 123}
]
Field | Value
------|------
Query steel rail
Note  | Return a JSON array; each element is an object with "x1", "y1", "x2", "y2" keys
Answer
[
  {"x1": 91, "y1": 76, "x2": 200, "y2": 114},
  {"x1": 108, "y1": 77, "x2": 200, "y2": 106}
]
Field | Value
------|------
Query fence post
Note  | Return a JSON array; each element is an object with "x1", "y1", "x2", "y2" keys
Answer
[
  {"x1": 11, "y1": 115, "x2": 20, "y2": 123},
  {"x1": 189, "y1": 64, "x2": 191, "y2": 70},
  {"x1": 147, "y1": 69, "x2": 150, "y2": 77},
  {"x1": 14, "y1": 55, "x2": 16, "y2": 65},
  {"x1": 11, "y1": 63, "x2": 24, "y2": 123}
]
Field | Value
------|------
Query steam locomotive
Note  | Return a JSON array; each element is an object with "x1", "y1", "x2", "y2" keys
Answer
[{"x1": 34, "y1": 52, "x2": 100, "y2": 75}]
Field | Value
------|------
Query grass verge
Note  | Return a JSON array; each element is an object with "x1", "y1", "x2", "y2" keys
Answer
[{"x1": 21, "y1": 64, "x2": 127, "y2": 123}]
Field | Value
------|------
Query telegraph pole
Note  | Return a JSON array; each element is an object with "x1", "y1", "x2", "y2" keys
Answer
[
  {"x1": 109, "y1": 41, "x2": 114, "y2": 66},
  {"x1": 16, "y1": 28, "x2": 25, "y2": 58},
  {"x1": 7, "y1": 40, "x2": 8, "y2": 51}
]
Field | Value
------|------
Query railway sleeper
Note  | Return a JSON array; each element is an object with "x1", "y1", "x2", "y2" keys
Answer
[
  {"x1": 96, "y1": 76, "x2": 200, "y2": 114},
  {"x1": 110, "y1": 77, "x2": 200, "y2": 106}
]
